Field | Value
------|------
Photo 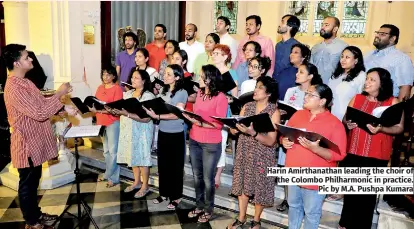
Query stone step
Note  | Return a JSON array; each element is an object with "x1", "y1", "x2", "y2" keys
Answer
[{"x1": 377, "y1": 198, "x2": 414, "y2": 229}]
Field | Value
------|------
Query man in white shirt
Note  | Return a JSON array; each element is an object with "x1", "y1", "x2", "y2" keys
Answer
[
  {"x1": 216, "y1": 16, "x2": 238, "y2": 65},
  {"x1": 179, "y1": 23, "x2": 205, "y2": 74}
]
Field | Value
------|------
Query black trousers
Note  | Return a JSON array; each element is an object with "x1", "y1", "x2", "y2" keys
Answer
[
  {"x1": 339, "y1": 154, "x2": 388, "y2": 229},
  {"x1": 157, "y1": 130, "x2": 185, "y2": 200},
  {"x1": 17, "y1": 157, "x2": 42, "y2": 225}
]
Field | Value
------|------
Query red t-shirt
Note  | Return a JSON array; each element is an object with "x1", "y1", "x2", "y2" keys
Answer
[
  {"x1": 284, "y1": 110, "x2": 348, "y2": 190},
  {"x1": 145, "y1": 41, "x2": 166, "y2": 72},
  {"x1": 189, "y1": 91, "x2": 228, "y2": 144},
  {"x1": 95, "y1": 84, "x2": 123, "y2": 126}
]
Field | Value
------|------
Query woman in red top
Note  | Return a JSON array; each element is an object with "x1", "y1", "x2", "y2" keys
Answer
[
  {"x1": 281, "y1": 83, "x2": 347, "y2": 229},
  {"x1": 339, "y1": 68, "x2": 404, "y2": 229},
  {"x1": 183, "y1": 64, "x2": 228, "y2": 223},
  {"x1": 89, "y1": 66, "x2": 123, "y2": 187}
]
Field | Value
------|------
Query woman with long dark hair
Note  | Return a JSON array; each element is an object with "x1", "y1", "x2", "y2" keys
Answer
[
  {"x1": 112, "y1": 69, "x2": 155, "y2": 198},
  {"x1": 143, "y1": 64, "x2": 188, "y2": 209},
  {"x1": 339, "y1": 68, "x2": 404, "y2": 229},
  {"x1": 328, "y1": 46, "x2": 366, "y2": 122},
  {"x1": 183, "y1": 64, "x2": 228, "y2": 223}
]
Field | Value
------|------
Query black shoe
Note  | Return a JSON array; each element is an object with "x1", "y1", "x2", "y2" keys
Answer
[{"x1": 277, "y1": 200, "x2": 289, "y2": 212}]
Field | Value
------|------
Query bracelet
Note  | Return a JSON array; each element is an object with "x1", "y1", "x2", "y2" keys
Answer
[{"x1": 252, "y1": 132, "x2": 258, "y2": 138}]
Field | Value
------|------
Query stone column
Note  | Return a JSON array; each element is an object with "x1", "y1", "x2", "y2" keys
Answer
[{"x1": 2, "y1": 1, "x2": 30, "y2": 47}]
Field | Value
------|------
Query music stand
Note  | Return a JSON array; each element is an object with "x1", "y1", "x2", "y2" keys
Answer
[{"x1": 54, "y1": 125, "x2": 105, "y2": 229}]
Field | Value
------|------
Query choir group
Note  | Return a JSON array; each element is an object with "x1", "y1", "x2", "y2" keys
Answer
[{"x1": 2, "y1": 13, "x2": 414, "y2": 229}]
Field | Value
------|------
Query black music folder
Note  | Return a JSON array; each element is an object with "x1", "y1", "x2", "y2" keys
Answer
[
  {"x1": 165, "y1": 105, "x2": 215, "y2": 126},
  {"x1": 212, "y1": 113, "x2": 275, "y2": 133},
  {"x1": 275, "y1": 124, "x2": 341, "y2": 155},
  {"x1": 346, "y1": 102, "x2": 405, "y2": 134},
  {"x1": 105, "y1": 98, "x2": 147, "y2": 118},
  {"x1": 70, "y1": 96, "x2": 106, "y2": 114},
  {"x1": 219, "y1": 71, "x2": 237, "y2": 93},
  {"x1": 228, "y1": 91, "x2": 255, "y2": 115},
  {"x1": 277, "y1": 100, "x2": 302, "y2": 121}
]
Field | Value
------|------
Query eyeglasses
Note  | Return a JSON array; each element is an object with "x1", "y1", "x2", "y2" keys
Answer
[
  {"x1": 374, "y1": 31, "x2": 390, "y2": 36},
  {"x1": 304, "y1": 92, "x2": 320, "y2": 98},
  {"x1": 248, "y1": 64, "x2": 261, "y2": 70}
]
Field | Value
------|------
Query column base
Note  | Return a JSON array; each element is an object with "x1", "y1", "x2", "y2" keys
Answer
[{"x1": 0, "y1": 149, "x2": 77, "y2": 191}]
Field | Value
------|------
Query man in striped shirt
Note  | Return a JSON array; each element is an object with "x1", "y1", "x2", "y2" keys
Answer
[{"x1": 2, "y1": 44, "x2": 72, "y2": 229}]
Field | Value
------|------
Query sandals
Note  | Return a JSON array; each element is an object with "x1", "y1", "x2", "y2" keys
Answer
[
  {"x1": 188, "y1": 209, "x2": 204, "y2": 218},
  {"x1": 249, "y1": 220, "x2": 261, "y2": 229},
  {"x1": 106, "y1": 181, "x2": 119, "y2": 188},
  {"x1": 276, "y1": 200, "x2": 289, "y2": 212},
  {"x1": 124, "y1": 184, "x2": 141, "y2": 193},
  {"x1": 167, "y1": 199, "x2": 181, "y2": 210},
  {"x1": 198, "y1": 212, "x2": 212, "y2": 223},
  {"x1": 327, "y1": 194, "x2": 343, "y2": 201},
  {"x1": 153, "y1": 196, "x2": 167, "y2": 204},
  {"x1": 226, "y1": 218, "x2": 245, "y2": 229},
  {"x1": 134, "y1": 189, "x2": 150, "y2": 198}
]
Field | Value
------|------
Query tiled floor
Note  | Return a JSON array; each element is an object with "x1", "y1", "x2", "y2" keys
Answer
[{"x1": 0, "y1": 170, "x2": 281, "y2": 229}]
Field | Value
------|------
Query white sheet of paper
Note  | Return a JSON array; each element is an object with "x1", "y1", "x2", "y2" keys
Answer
[
  {"x1": 64, "y1": 125, "x2": 103, "y2": 138},
  {"x1": 372, "y1": 106, "x2": 390, "y2": 118}
]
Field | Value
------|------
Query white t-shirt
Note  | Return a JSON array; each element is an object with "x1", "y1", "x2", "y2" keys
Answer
[
  {"x1": 179, "y1": 40, "x2": 205, "y2": 74},
  {"x1": 240, "y1": 79, "x2": 256, "y2": 95},
  {"x1": 328, "y1": 71, "x2": 366, "y2": 121},
  {"x1": 219, "y1": 32, "x2": 238, "y2": 64}
]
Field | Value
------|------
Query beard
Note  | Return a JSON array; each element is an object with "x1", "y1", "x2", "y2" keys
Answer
[
  {"x1": 373, "y1": 39, "x2": 390, "y2": 50},
  {"x1": 125, "y1": 43, "x2": 134, "y2": 49},
  {"x1": 320, "y1": 29, "x2": 333, "y2": 39},
  {"x1": 185, "y1": 34, "x2": 194, "y2": 41},
  {"x1": 277, "y1": 26, "x2": 288, "y2": 34}
]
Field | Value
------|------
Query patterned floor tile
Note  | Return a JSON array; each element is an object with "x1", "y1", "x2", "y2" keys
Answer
[
  {"x1": 0, "y1": 208, "x2": 24, "y2": 223},
  {"x1": 149, "y1": 211, "x2": 181, "y2": 226},
  {"x1": 43, "y1": 183, "x2": 73, "y2": 195},
  {"x1": 0, "y1": 196, "x2": 15, "y2": 209},
  {"x1": 71, "y1": 183, "x2": 97, "y2": 194},
  {"x1": 0, "y1": 186, "x2": 17, "y2": 197}
]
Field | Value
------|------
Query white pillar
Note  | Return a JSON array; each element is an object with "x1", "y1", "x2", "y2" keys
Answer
[{"x1": 2, "y1": 1, "x2": 30, "y2": 48}]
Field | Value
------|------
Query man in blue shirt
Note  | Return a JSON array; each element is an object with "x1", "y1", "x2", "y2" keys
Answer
[
  {"x1": 273, "y1": 14, "x2": 300, "y2": 78},
  {"x1": 310, "y1": 16, "x2": 348, "y2": 84},
  {"x1": 364, "y1": 24, "x2": 413, "y2": 101}
]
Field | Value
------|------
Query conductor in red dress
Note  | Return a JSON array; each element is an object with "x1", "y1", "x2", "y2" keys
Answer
[{"x1": 2, "y1": 44, "x2": 72, "y2": 229}]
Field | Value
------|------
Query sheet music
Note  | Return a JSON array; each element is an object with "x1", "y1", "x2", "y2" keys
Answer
[
  {"x1": 92, "y1": 98, "x2": 106, "y2": 104},
  {"x1": 64, "y1": 125, "x2": 103, "y2": 138}
]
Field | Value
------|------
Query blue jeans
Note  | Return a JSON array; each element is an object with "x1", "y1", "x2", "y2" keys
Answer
[
  {"x1": 102, "y1": 120, "x2": 120, "y2": 184},
  {"x1": 189, "y1": 138, "x2": 221, "y2": 214},
  {"x1": 288, "y1": 185, "x2": 326, "y2": 229}
]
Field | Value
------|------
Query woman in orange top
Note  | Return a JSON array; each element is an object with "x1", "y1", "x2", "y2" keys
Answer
[
  {"x1": 339, "y1": 68, "x2": 404, "y2": 229},
  {"x1": 281, "y1": 83, "x2": 347, "y2": 229},
  {"x1": 89, "y1": 66, "x2": 123, "y2": 187}
]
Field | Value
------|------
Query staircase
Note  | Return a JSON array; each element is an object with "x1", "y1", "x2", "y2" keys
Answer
[{"x1": 76, "y1": 137, "x2": 412, "y2": 229}]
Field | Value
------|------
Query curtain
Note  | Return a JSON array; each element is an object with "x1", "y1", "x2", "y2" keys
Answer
[{"x1": 110, "y1": 1, "x2": 179, "y2": 62}]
